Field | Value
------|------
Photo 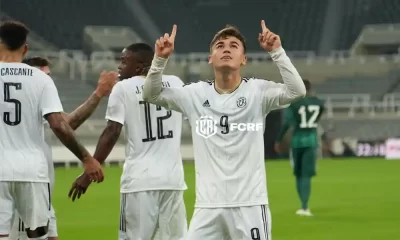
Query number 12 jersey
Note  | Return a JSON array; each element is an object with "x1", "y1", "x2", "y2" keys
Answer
[{"x1": 106, "y1": 75, "x2": 187, "y2": 193}]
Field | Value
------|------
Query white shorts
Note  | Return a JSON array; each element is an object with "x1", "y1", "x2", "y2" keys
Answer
[
  {"x1": 9, "y1": 205, "x2": 58, "y2": 239},
  {"x1": 0, "y1": 182, "x2": 50, "y2": 235},
  {"x1": 119, "y1": 190, "x2": 187, "y2": 240},
  {"x1": 187, "y1": 205, "x2": 272, "y2": 240}
]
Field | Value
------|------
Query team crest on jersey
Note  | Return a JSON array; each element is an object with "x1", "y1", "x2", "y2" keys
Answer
[
  {"x1": 237, "y1": 97, "x2": 247, "y2": 108},
  {"x1": 195, "y1": 116, "x2": 218, "y2": 138}
]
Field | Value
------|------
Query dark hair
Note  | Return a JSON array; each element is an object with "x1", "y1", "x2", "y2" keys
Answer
[
  {"x1": 126, "y1": 43, "x2": 154, "y2": 74},
  {"x1": 22, "y1": 56, "x2": 50, "y2": 67},
  {"x1": 210, "y1": 25, "x2": 247, "y2": 53},
  {"x1": 0, "y1": 20, "x2": 29, "y2": 51},
  {"x1": 303, "y1": 79, "x2": 311, "y2": 90}
]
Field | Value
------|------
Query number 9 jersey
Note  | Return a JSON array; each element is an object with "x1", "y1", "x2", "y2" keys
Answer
[{"x1": 105, "y1": 75, "x2": 187, "y2": 193}]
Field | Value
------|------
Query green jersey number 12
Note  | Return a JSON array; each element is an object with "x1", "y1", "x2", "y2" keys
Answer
[{"x1": 298, "y1": 105, "x2": 320, "y2": 128}]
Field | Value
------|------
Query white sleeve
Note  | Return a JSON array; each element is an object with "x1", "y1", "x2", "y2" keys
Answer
[
  {"x1": 40, "y1": 76, "x2": 63, "y2": 116},
  {"x1": 105, "y1": 83, "x2": 125, "y2": 125},
  {"x1": 143, "y1": 57, "x2": 189, "y2": 113},
  {"x1": 256, "y1": 47, "x2": 306, "y2": 114}
]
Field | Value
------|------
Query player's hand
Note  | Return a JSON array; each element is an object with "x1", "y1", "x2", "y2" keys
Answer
[
  {"x1": 274, "y1": 143, "x2": 281, "y2": 154},
  {"x1": 258, "y1": 20, "x2": 281, "y2": 52},
  {"x1": 155, "y1": 25, "x2": 177, "y2": 59},
  {"x1": 68, "y1": 173, "x2": 92, "y2": 202},
  {"x1": 95, "y1": 71, "x2": 118, "y2": 97},
  {"x1": 82, "y1": 156, "x2": 104, "y2": 183}
]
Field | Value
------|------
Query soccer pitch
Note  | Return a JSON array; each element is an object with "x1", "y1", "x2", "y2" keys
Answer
[{"x1": 52, "y1": 159, "x2": 400, "y2": 240}]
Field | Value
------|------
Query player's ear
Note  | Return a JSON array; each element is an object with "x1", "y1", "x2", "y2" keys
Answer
[
  {"x1": 241, "y1": 55, "x2": 247, "y2": 66},
  {"x1": 22, "y1": 43, "x2": 28, "y2": 56},
  {"x1": 208, "y1": 55, "x2": 212, "y2": 64}
]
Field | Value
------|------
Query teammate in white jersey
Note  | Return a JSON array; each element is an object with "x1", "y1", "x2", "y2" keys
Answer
[
  {"x1": 143, "y1": 22, "x2": 306, "y2": 239},
  {"x1": 69, "y1": 43, "x2": 187, "y2": 240},
  {"x1": 9, "y1": 57, "x2": 117, "y2": 240},
  {"x1": 0, "y1": 20, "x2": 104, "y2": 240}
]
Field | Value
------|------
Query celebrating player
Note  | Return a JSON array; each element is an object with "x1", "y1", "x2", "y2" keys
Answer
[
  {"x1": 8, "y1": 57, "x2": 117, "y2": 240},
  {"x1": 275, "y1": 79, "x2": 325, "y2": 217},
  {"x1": 69, "y1": 43, "x2": 188, "y2": 240},
  {"x1": 143, "y1": 21, "x2": 306, "y2": 239},
  {"x1": 0, "y1": 20, "x2": 104, "y2": 240}
]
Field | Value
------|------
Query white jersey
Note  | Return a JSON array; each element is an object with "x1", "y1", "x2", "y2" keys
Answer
[
  {"x1": 106, "y1": 75, "x2": 187, "y2": 193},
  {"x1": 143, "y1": 47, "x2": 306, "y2": 208},
  {"x1": 0, "y1": 62, "x2": 63, "y2": 182}
]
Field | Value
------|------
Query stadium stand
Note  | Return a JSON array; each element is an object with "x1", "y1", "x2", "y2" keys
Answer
[
  {"x1": 339, "y1": 0, "x2": 400, "y2": 49},
  {"x1": 1, "y1": 0, "x2": 150, "y2": 49},
  {"x1": 142, "y1": 0, "x2": 327, "y2": 52}
]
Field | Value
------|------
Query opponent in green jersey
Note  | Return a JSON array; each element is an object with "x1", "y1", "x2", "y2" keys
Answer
[{"x1": 275, "y1": 79, "x2": 324, "y2": 216}]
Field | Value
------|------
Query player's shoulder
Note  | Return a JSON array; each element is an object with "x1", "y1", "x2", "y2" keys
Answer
[
  {"x1": 17, "y1": 63, "x2": 53, "y2": 84},
  {"x1": 242, "y1": 77, "x2": 279, "y2": 87},
  {"x1": 182, "y1": 79, "x2": 213, "y2": 89},
  {"x1": 123, "y1": 75, "x2": 145, "y2": 85},
  {"x1": 162, "y1": 74, "x2": 184, "y2": 87}
]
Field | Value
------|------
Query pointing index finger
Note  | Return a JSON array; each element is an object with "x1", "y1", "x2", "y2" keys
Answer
[
  {"x1": 261, "y1": 20, "x2": 269, "y2": 32},
  {"x1": 170, "y1": 24, "x2": 177, "y2": 40}
]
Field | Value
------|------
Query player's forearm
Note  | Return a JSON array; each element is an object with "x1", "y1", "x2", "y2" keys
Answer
[
  {"x1": 51, "y1": 120, "x2": 91, "y2": 162},
  {"x1": 270, "y1": 47, "x2": 306, "y2": 104},
  {"x1": 142, "y1": 56, "x2": 167, "y2": 103},
  {"x1": 93, "y1": 125, "x2": 121, "y2": 164},
  {"x1": 67, "y1": 92, "x2": 102, "y2": 130}
]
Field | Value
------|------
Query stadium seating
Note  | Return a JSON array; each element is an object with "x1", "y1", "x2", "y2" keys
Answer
[
  {"x1": 314, "y1": 75, "x2": 398, "y2": 99},
  {"x1": 321, "y1": 118, "x2": 400, "y2": 140},
  {"x1": 1, "y1": 0, "x2": 148, "y2": 50},
  {"x1": 338, "y1": 0, "x2": 400, "y2": 49},
  {"x1": 142, "y1": 0, "x2": 328, "y2": 52}
]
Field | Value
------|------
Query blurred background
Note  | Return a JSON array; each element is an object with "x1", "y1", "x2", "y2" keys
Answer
[
  {"x1": 2, "y1": 1, "x2": 400, "y2": 239},
  {"x1": 1, "y1": 0, "x2": 400, "y2": 161}
]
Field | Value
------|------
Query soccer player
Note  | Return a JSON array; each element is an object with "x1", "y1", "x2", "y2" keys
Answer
[
  {"x1": 8, "y1": 57, "x2": 117, "y2": 240},
  {"x1": 143, "y1": 22, "x2": 306, "y2": 239},
  {"x1": 69, "y1": 43, "x2": 187, "y2": 240},
  {"x1": 274, "y1": 79, "x2": 325, "y2": 217},
  {"x1": 0, "y1": 20, "x2": 104, "y2": 240}
]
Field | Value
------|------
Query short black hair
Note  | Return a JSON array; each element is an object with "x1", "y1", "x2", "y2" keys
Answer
[
  {"x1": 0, "y1": 20, "x2": 29, "y2": 51},
  {"x1": 126, "y1": 43, "x2": 154, "y2": 62},
  {"x1": 22, "y1": 56, "x2": 50, "y2": 67},
  {"x1": 303, "y1": 79, "x2": 311, "y2": 90},
  {"x1": 126, "y1": 43, "x2": 154, "y2": 74}
]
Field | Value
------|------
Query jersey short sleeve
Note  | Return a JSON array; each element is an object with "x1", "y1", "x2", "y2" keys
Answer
[
  {"x1": 253, "y1": 78, "x2": 290, "y2": 115},
  {"x1": 105, "y1": 82, "x2": 126, "y2": 125},
  {"x1": 40, "y1": 75, "x2": 63, "y2": 116}
]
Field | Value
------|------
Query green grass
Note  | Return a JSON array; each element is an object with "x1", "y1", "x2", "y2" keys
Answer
[{"x1": 53, "y1": 158, "x2": 400, "y2": 239}]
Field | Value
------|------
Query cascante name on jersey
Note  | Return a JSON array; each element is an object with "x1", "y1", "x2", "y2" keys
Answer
[
  {"x1": 195, "y1": 115, "x2": 263, "y2": 139},
  {"x1": 1, "y1": 67, "x2": 33, "y2": 76}
]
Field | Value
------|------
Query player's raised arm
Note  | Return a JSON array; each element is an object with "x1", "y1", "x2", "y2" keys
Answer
[
  {"x1": 65, "y1": 71, "x2": 117, "y2": 130},
  {"x1": 258, "y1": 20, "x2": 306, "y2": 107},
  {"x1": 142, "y1": 25, "x2": 187, "y2": 113},
  {"x1": 41, "y1": 76, "x2": 104, "y2": 183}
]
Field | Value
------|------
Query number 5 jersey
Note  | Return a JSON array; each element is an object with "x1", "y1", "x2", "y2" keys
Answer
[
  {"x1": 105, "y1": 75, "x2": 187, "y2": 193},
  {"x1": 0, "y1": 62, "x2": 63, "y2": 183}
]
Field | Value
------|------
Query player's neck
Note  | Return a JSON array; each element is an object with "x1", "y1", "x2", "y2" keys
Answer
[
  {"x1": 0, "y1": 52, "x2": 23, "y2": 63},
  {"x1": 214, "y1": 70, "x2": 241, "y2": 94}
]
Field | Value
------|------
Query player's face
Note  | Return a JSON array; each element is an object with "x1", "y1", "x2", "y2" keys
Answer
[
  {"x1": 118, "y1": 49, "x2": 142, "y2": 80},
  {"x1": 209, "y1": 36, "x2": 247, "y2": 71}
]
